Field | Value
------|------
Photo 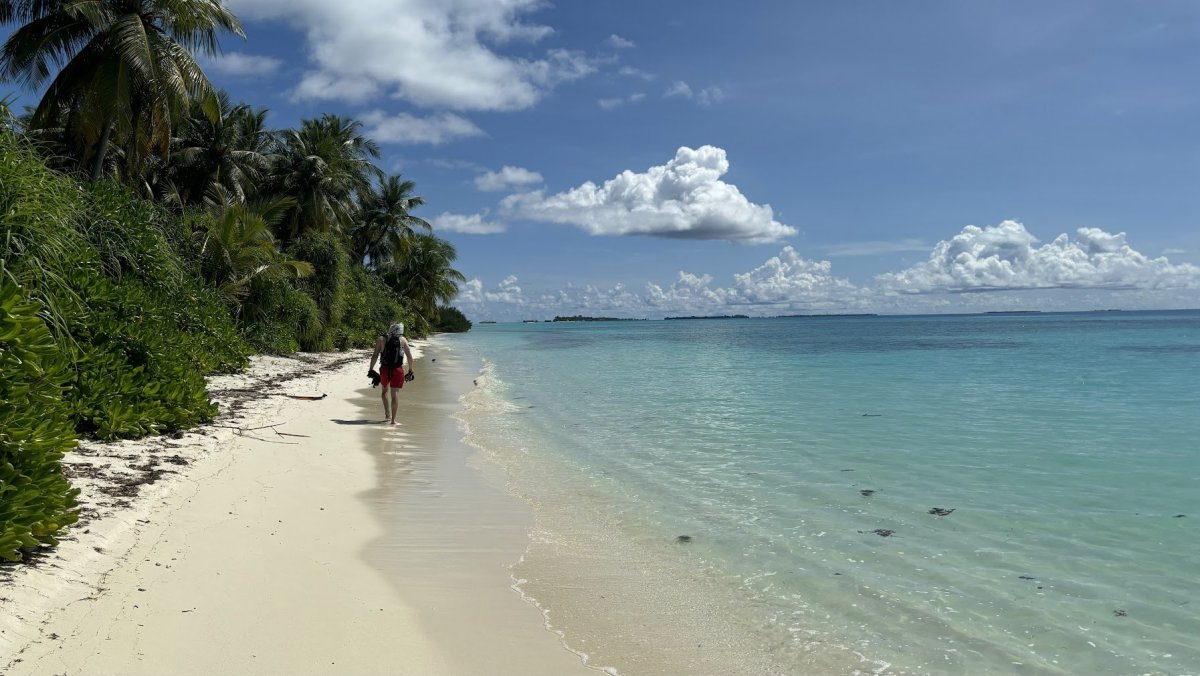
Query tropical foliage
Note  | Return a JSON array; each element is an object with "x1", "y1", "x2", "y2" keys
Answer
[{"x1": 0, "y1": 1, "x2": 470, "y2": 561}]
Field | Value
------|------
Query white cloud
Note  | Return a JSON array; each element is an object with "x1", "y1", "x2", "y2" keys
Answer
[
  {"x1": 1163, "y1": 247, "x2": 1188, "y2": 255},
  {"x1": 500, "y1": 145, "x2": 796, "y2": 244},
  {"x1": 206, "y1": 51, "x2": 283, "y2": 77},
  {"x1": 607, "y1": 34, "x2": 636, "y2": 49},
  {"x1": 725, "y1": 247, "x2": 862, "y2": 306},
  {"x1": 455, "y1": 248, "x2": 862, "y2": 320},
  {"x1": 697, "y1": 86, "x2": 725, "y2": 106},
  {"x1": 361, "y1": 111, "x2": 484, "y2": 145},
  {"x1": 618, "y1": 66, "x2": 655, "y2": 80},
  {"x1": 452, "y1": 223, "x2": 1200, "y2": 320},
  {"x1": 474, "y1": 166, "x2": 543, "y2": 192},
  {"x1": 664, "y1": 81, "x2": 693, "y2": 99},
  {"x1": 597, "y1": 92, "x2": 646, "y2": 110},
  {"x1": 431, "y1": 212, "x2": 506, "y2": 234},
  {"x1": 877, "y1": 220, "x2": 1200, "y2": 293},
  {"x1": 663, "y1": 81, "x2": 724, "y2": 106},
  {"x1": 228, "y1": 0, "x2": 595, "y2": 110}
]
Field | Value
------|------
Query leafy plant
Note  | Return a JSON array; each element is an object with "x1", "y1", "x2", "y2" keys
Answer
[{"x1": 0, "y1": 273, "x2": 79, "y2": 561}]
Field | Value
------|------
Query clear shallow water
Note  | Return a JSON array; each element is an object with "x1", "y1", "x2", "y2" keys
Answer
[{"x1": 450, "y1": 312, "x2": 1200, "y2": 675}]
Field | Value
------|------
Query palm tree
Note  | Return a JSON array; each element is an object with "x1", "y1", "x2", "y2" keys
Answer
[
  {"x1": 270, "y1": 114, "x2": 382, "y2": 242},
  {"x1": 171, "y1": 90, "x2": 272, "y2": 205},
  {"x1": 0, "y1": 0, "x2": 244, "y2": 181},
  {"x1": 383, "y1": 233, "x2": 465, "y2": 333},
  {"x1": 196, "y1": 194, "x2": 313, "y2": 312},
  {"x1": 349, "y1": 174, "x2": 431, "y2": 268}
]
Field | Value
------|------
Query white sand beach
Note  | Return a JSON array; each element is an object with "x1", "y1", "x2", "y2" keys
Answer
[{"x1": 0, "y1": 344, "x2": 596, "y2": 675}]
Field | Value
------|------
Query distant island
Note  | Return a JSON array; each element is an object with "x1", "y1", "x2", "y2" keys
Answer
[
  {"x1": 774, "y1": 313, "x2": 879, "y2": 318},
  {"x1": 664, "y1": 314, "x2": 750, "y2": 320},
  {"x1": 984, "y1": 311, "x2": 1043, "y2": 315},
  {"x1": 552, "y1": 315, "x2": 646, "y2": 322}
]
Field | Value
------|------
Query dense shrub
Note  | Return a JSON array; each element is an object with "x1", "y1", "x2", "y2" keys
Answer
[
  {"x1": 338, "y1": 266, "x2": 413, "y2": 348},
  {"x1": 240, "y1": 277, "x2": 318, "y2": 354},
  {"x1": 0, "y1": 132, "x2": 249, "y2": 440},
  {"x1": 289, "y1": 232, "x2": 350, "y2": 351},
  {"x1": 434, "y1": 305, "x2": 472, "y2": 333},
  {"x1": 0, "y1": 275, "x2": 79, "y2": 561}
]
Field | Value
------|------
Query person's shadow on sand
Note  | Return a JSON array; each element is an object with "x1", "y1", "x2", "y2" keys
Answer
[{"x1": 331, "y1": 419, "x2": 387, "y2": 425}]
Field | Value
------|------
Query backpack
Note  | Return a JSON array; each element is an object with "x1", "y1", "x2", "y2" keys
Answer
[{"x1": 381, "y1": 335, "x2": 404, "y2": 368}]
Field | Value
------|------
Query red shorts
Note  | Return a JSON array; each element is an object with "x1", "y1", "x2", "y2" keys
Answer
[{"x1": 381, "y1": 366, "x2": 406, "y2": 388}]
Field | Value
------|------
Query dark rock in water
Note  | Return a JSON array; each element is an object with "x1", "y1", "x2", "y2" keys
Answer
[
  {"x1": 1113, "y1": 609, "x2": 1127, "y2": 617},
  {"x1": 675, "y1": 535, "x2": 692, "y2": 543},
  {"x1": 862, "y1": 414, "x2": 882, "y2": 417},
  {"x1": 872, "y1": 529, "x2": 894, "y2": 537},
  {"x1": 929, "y1": 507, "x2": 955, "y2": 516},
  {"x1": 840, "y1": 469, "x2": 855, "y2": 472},
  {"x1": 1018, "y1": 575, "x2": 1036, "y2": 581},
  {"x1": 860, "y1": 489, "x2": 876, "y2": 497},
  {"x1": 1174, "y1": 514, "x2": 1186, "y2": 518}
]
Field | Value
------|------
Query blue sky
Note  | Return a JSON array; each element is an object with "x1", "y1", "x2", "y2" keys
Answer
[{"x1": 9, "y1": 1, "x2": 1200, "y2": 318}]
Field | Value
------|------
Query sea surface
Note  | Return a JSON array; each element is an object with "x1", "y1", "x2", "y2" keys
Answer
[{"x1": 447, "y1": 312, "x2": 1200, "y2": 675}]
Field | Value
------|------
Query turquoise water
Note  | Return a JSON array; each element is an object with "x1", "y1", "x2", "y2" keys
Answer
[{"x1": 449, "y1": 312, "x2": 1200, "y2": 675}]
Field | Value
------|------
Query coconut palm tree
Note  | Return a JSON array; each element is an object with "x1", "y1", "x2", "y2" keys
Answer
[
  {"x1": 197, "y1": 194, "x2": 313, "y2": 312},
  {"x1": 270, "y1": 114, "x2": 382, "y2": 242},
  {"x1": 171, "y1": 91, "x2": 272, "y2": 205},
  {"x1": 382, "y1": 233, "x2": 465, "y2": 333},
  {"x1": 0, "y1": 0, "x2": 244, "y2": 181},
  {"x1": 349, "y1": 174, "x2": 431, "y2": 268}
]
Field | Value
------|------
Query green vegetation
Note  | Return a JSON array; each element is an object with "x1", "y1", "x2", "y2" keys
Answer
[
  {"x1": 552, "y1": 315, "x2": 644, "y2": 322},
  {"x1": 0, "y1": 2, "x2": 469, "y2": 561},
  {"x1": 435, "y1": 306, "x2": 473, "y2": 333}
]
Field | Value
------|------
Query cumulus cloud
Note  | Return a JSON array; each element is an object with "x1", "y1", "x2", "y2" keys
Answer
[
  {"x1": 205, "y1": 51, "x2": 283, "y2": 78},
  {"x1": 663, "y1": 80, "x2": 724, "y2": 105},
  {"x1": 500, "y1": 145, "x2": 796, "y2": 244},
  {"x1": 228, "y1": 0, "x2": 595, "y2": 110},
  {"x1": 725, "y1": 247, "x2": 862, "y2": 306},
  {"x1": 597, "y1": 92, "x2": 646, "y2": 110},
  {"x1": 361, "y1": 111, "x2": 484, "y2": 145},
  {"x1": 431, "y1": 212, "x2": 506, "y2": 234},
  {"x1": 474, "y1": 166, "x2": 543, "y2": 192},
  {"x1": 607, "y1": 34, "x2": 636, "y2": 49},
  {"x1": 877, "y1": 220, "x2": 1200, "y2": 293},
  {"x1": 455, "y1": 248, "x2": 862, "y2": 320}
]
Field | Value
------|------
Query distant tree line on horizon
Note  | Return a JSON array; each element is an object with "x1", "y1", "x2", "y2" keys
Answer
[{"x1": 0, "y1": 0, "x2": 469, "y2": 562}]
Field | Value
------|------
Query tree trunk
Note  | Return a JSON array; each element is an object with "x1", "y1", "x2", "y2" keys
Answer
[{"x1": 89, "y1": 121, "x2": 113, "y2": 182}]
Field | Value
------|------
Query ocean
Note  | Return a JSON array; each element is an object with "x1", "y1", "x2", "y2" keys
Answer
[{"x1": 447, "y1": 312, "x2": 1199, "y2": 675}]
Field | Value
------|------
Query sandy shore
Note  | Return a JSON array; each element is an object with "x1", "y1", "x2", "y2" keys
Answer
[{"x1": 0, "y1": 343, "x2": 596, "y2": 675}]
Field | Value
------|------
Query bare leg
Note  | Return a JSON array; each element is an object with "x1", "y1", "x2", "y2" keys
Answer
[
  {"x1": 381, "y1": 386, "x2": 391, "y2": 422},
  {"x1": 389, "y1": 388, "x2": 400, "y2": 425}
]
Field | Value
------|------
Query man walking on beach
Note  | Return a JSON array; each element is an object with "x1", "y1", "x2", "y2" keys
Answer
[{"x1": 369, "y1": 322, "x2": 414, "y2": 425}]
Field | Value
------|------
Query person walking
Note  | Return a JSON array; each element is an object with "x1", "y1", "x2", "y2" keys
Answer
[{"x1": 369, "y1": 322, "x2": 414, "y2": 425}]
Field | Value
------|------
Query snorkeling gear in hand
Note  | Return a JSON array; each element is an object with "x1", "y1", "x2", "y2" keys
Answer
[{"x1": 368, "y1": 369, "x2": 381, "y2": 387}]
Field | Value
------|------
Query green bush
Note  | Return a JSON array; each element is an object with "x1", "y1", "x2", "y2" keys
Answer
[
  {"x1": 434, "y1": 305, "x2": 472, "y2": 333},
  {"x1": 338, "y1": 267, "x2": 413, "y2": 348},
  {"x1": 0, "y1": 275, "x2": 79, "y2": 561},
  {"x1": 289, "y1": 232, "x2": 350, "y2": 351},
  {"x1": 240, "y1": 277, "x2": 317, "y2": 354},
  {"x1": 0, "y1": 131, "x2": 249, "y2": 441}
]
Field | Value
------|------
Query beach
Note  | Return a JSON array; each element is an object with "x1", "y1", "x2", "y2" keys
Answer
[{"x1": 0, "y1": 343, "x2": 595, "y2": 675}]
